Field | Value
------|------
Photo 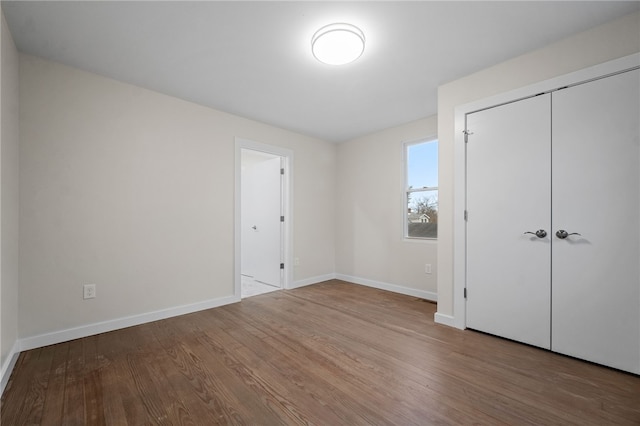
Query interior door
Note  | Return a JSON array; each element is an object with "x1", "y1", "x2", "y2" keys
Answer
[
  {"x1": 241, "y1": 154, "x2": 282, "y2": 287},
  {"x1": 551, "y1": 69, "x2": 640, "y2": 373},
  {"x1": 466, "y1": 94, "x2": 552, "y2": 349}
]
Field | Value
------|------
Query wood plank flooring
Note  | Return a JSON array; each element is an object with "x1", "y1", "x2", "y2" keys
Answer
[{"x1": 2, "y1": 280, "x2": 639, "y2": 425}]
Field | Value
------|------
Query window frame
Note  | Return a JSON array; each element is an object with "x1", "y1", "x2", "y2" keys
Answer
[{"x1": 403, "y1": 137, "x2": 438, "y2": 241}]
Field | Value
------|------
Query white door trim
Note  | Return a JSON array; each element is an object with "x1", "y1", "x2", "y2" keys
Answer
[
  {"x1": 450, "y1": 53, "x2": 640, "y2": 330},
  {"x1": 235, "y1": 138, "x2": 294, "y2": 298}
]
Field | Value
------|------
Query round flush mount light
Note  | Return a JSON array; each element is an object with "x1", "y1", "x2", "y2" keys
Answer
[{"x1": 311, "y1": 23, "x2": 365, "y2": 65}]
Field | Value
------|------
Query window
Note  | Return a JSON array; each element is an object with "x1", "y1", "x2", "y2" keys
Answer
[{"x1": 404, "y1": 139, "x2": 438, "y2": 239}]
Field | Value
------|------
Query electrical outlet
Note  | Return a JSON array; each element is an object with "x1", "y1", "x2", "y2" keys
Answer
[
  {"x1": 83, "y1": 284, "x2": 96, "y2": 299},
  {"x1": 425, "y1": 264, "x2": 432, "y2": 274}
]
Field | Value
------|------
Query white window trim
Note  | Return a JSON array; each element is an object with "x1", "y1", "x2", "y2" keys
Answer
[{"x1": 403, "y1": 136, "x2": 438, "y2": 242}]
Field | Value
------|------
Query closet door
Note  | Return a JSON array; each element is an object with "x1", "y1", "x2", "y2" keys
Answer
[
  {"x1": 552, "y1": 69, "x2": 640, "y2": 373},
  {"x1": 466, "y1": 94, "x2": 552, "y2": 349}
]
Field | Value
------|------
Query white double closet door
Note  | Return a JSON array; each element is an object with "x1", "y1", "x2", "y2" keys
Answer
[{"x1": 466, "y1": 68, "x2": 640, "y2": 374}]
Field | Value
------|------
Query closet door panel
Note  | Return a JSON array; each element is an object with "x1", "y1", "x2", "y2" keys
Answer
[
  {"x1": 466, "y1": 95, "x2": 551, "y2": 349},
  {"x1": 552, "y1": 69, "x2": 640, "y2": 373}
]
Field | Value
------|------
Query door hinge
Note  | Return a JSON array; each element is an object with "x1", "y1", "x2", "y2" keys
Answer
[
  {"x1": 280, "y1": 216, "x2": 285, "y2": 222},
  {"x1": 280, "y1": 168, "x2": 285, "y2": 175},
  {"x1": 464, "y1": 288, "x2": 467, "y2": 299},
  {"x1": 463, "y1": 130, "x2": 473, "y2": 143},
  {"x1": 280, "y1": 263, "x2": 285, "y2": 270},
  {"x1": 464, "y1": 210, "x2": 468, "y2": 221}
]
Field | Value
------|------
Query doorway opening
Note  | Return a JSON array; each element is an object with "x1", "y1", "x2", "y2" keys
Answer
[{"x1": 234, "y1": 139, "x2": 293, "y2": 299}]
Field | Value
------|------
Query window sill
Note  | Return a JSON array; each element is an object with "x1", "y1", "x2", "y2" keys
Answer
[{"x1": 403, "y1": 237, "x2": 438, "y2": 244}]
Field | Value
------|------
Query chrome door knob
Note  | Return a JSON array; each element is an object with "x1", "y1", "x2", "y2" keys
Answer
[
  {"x1": 524, "y1": 229, "x2": 547, "y2": 238},
  {"x1": 556, "y1": 229, "x2": 581, "y2": 239}
]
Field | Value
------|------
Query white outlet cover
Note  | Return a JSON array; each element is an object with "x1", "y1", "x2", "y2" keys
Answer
[{"x1": 83, "y1": 284, "x2": 96, "y2": 299}]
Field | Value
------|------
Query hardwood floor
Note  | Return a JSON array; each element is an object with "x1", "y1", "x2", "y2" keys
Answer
[{"x1": 2, "y1": 280, "x2": 639, "y2": 425}]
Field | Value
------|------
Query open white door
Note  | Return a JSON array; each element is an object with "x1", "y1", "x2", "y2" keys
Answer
[{"x1": 241, "y1": 151, "x2": 282, "y2": 287}]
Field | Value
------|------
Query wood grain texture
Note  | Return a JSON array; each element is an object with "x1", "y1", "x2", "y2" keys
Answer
[{"x1": 2, "y1": 280, "x2": 639, "y2": 425}]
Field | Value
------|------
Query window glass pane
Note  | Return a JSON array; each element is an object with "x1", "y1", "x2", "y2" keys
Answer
[
  {"x1": 407, "y1": 190, "x2": 438, "y2": 238},
  {"x1": 407, "y1": 141, "x2": 438, "y2": 188}
]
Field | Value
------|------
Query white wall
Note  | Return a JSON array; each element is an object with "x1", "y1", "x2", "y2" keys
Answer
[
  {"x1": 335, "y1": 116, "x2": 438, "y2": 300},
  {"x1": 0, "y1": 10, "x2": 20, "y2": 388},
  {"x1": 436, "y1": 11, "x2": 640, "y2": 320},
  {"x1": 19, "y1": 54, "x2": 336, "y2": 340}
]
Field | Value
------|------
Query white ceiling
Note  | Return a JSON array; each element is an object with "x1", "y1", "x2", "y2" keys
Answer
[{"x1": 3, "y1": 1, "x2": 638, "y2": 143}]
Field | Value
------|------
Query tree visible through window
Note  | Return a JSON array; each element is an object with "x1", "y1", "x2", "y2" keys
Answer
[{"x1": 405, "y1": 139, "x2": 438, "y2": 239}]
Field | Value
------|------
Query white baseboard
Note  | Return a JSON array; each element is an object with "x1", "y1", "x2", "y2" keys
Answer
[
  {"x1": 434, "y1": 312, "x2": 460, "y2": 328},
  {"x1": 19, "y1": 294, "x2": 240, "y2": 352},
  {"x1": 1, "y1": 340, "x2": 21, "y2": 397},
  {"x1": 335, "y1": 274, "x2": 437, "y2": 302},
  {"x1": 290, "y1": 273, "x2": 337, "y2": 289}
]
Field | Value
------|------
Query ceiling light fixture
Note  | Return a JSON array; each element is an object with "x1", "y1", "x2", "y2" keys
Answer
[{"x1": 311, "y1": 23, "x2": 365, "y2": 65}]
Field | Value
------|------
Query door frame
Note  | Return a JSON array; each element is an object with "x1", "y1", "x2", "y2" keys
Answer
[
  {"x1": 234, "y1": 138, "x2": 294, "y2": 299},
  {"x1": 450, "y1": 53, "x2": 640, "y2": 330}
]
